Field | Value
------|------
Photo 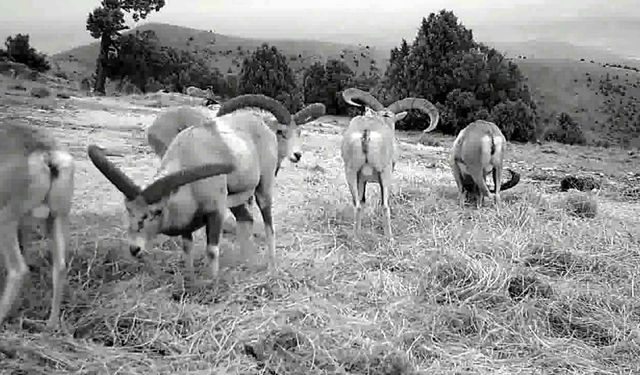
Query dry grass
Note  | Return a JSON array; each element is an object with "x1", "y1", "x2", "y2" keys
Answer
[{"x1": 1, "y1": 75, "x2": 640, "y2": 374}]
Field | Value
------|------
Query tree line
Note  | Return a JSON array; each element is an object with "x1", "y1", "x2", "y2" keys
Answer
[{"x1": 1, "y1": 2, "x2": 588, "y2": 145}]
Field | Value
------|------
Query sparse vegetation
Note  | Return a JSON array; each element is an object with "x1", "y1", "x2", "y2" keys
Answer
[
  {"x1": 303, "y1": 59, "x2": 354, "y2": 115},
  {"x1": 239, "y1": 43, "x2": 302, "y2": 112},
  {"x1": 545, "y1": 112, "x2": 587, "y2": 145},
  {"x1": 379, "y1": 10, "x2": 536, "y2": 140},
  {"x1": 86, "y1": 0, "x2": 166, "y2": 94},
  {"x1": 1, "y1": 34, "x2": 50, "y2": 72}
]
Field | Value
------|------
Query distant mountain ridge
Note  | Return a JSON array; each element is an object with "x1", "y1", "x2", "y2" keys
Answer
[{"x1": 50, "y1": 22, "x2": 390, "y2": 81}]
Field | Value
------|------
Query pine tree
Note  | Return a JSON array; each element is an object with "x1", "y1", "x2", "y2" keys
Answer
[{"x1": 238, "y1": 44, "x2": 302, "y2": 113}]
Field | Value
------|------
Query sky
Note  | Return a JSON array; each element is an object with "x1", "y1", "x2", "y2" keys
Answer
[{"x1": 0, "y1": 0, "x2": 637, "y2": 54}]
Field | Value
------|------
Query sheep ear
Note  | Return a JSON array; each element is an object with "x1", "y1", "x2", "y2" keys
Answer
[
  {"x1": 364, "y1": 107, "x2": 376, "y2": 116},
  {"x1": 395, "y1": 112, "x2": 408, "y2": 121}
]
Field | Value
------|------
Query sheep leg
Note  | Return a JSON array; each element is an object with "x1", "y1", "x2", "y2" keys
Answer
[
  {"x1": 0, "y1": 220, "x2": 28, "y2": 327},
  {"x1": 492, "y1": 165, "x2": 503, "y2": 213},
  {"x1": 255, "y1": 184, "x2": 276, "y2": 273},
  {"x1": 345, "y1": 167, "x2": 362, "y2": 237},
  {"x1": 229, "y1": 203, "x2": 256, "y2": 269},
  {"x1": 379, "y1": 169, "x2": 393, "y2": 239},
  {"x1": 204, "y1": 210, "x2": 225, "y2": 280},
  {"x1": 470, "y1": 169, "x2": 491, "y2": 209},
  {"x1": 450, "y1": 162, "x2": 466, "y2": 208},
  {"x1": 46, "y1": 214, "x2": 68, "y2": 330},
  {"x1": 181, "y1": 232, "x2": 195, "y2": 283}
]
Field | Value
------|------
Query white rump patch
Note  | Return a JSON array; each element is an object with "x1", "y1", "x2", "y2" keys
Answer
[
  {"x1": 361, "y1": 165, "x2": 374, "y2": 176},
  {"x1": 50, "y1": 150, "x2": 74, "y2": 169},
  {"x1": 368, "y1": 132, "x2": 383, "y2": 143},
  {"x1": 32, "y1": 205, "x2": 50, "y2": 219}
]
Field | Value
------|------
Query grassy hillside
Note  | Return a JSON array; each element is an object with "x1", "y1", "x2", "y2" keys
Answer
[
  {"x1": 491, "y1": 40, "x2": 638, "y2": 63},
  {"x1": 513, "y1": 57, "x2": 640, "y2": 148},
  {"x1": 50, "y1": 22, "x2": 389, "y2": 82},
  {"x1": 2, "y1": 68, "x2": 640, "y2": 373},
  {"x1": 47, "y1": 23, "x2": 640, "y2": 148}
]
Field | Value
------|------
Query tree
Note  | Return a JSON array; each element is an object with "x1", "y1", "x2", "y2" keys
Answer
[
  {"x1": 2, "y1": 34, "x2": 50, "y2": 72},
  {"x1": 86, "y1": 0, "x2": 165, "y2": 94},
  {"x1": 545, "y1": 112, "x2": 587, "y2": 145},
  {"x1": 238, "y1": 43, "x2": 302, "y2": 112},
  {"x1": 101, "y1": 30, "x2": 230, "y2": 96},
  {"x1": 379, "y1": 10, "x2": 537, "y2": 140},
  {"x1": 489, "y1": 99, "x2": 536, "y2": 142},
  {"x1": 303, "y1": 59, "x2": 354, "y2": 115}
]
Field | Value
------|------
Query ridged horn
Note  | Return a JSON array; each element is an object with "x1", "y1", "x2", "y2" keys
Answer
[
  {"x1": 216, "y1": 94, "x2": 292, "y2": 125},
  {"x1": 387, "y1": 98, "x2": 440, "y2": 133},
  {"x1": 141, "y1": 163, "x2": 236, "y2": 204},
  {"x1": 341, "y1": 88, "x2": 384, "y2": 111},
  {"x1": 293, "y1": 103, "x2": 326, "y2": 124},
  {"x1": 490, "y1": 169, "x2": 520, "y2": 193},
  {"x1": 87, "y1": 144, "x2": 141, "y2": 201}
]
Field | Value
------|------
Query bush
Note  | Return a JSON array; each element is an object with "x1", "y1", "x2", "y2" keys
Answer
[
  {"x1": 545, "y1": 112, "x2": 587, "y2": 145},
  {"x1": 378, "y1": 10, "x2": 536, "y2": 140},
  {"x1": 2, "y1": 34, "x2": 50, "y2": 72},
  {"x1": 239, "y1": 43, "x2": 302, "y2": 113},
  {"x1": 303, "y1": 59, "x2": 354, "y2": 115},
  {"x1": 30, "y1": 87, "x2": 51, "y2": 98},
  {"x1": 104, "y1": 30, "x2": 230, "y2": 97},
  {"x1": 489, "y1": 99, "x2": 537, "y2": 142}
]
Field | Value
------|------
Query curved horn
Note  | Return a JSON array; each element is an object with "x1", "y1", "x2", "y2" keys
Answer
[
  {"x1": 341, "y1": 88, "x2": 384, "y2": 111},
  {"x1": 141, "y1": 163, "x2": 235, "y2": 204},
  {"x1": 387, "y1": 98, "x2": 440, "y2": 133},
  {"x1": 87, "y1": 144, "x2": 141, "y2": 200},
  {"x1": 216, "y1": 94, "x2": 292, "y2": 125},
  {"x1": 490, "y1": 169, "x2": 520, "y2": 193},
  {"x1": 293, "y1": 103, "x2": 326, "y2": 124}
]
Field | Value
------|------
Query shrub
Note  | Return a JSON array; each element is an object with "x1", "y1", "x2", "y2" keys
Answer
[
  {"x1": 489, "y1": 99, "x2": 537, "y2": 142},
  {"x1": 2, "y1": 34, "x2": 50, "y2": 72},
  {"x1": 30, "y1": 87, "x2": 51, "y2": 98},
  {"x1": 239, "y1": 43, "x2": 302, "y2": 113},
  {"x1": 303, "y1": 59, "x2": 354, "y2": 115},
  {"x1": 545, "y1": 112, "x2": 587, "y2": 145},
  {"x1": 378, "y1": 10, "x2": 536, "y2": 140}
]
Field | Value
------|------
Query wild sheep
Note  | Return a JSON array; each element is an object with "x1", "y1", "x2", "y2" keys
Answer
[
  {"x1": 146, "y1": 100, "x2": 325, "y2": 233},
  {"x1": 147, "y1": 100, "x2": 326, "y2": 173},
  {"x1": 88, "y1": 94, "x2": 325, "y2": 284},
  {"x1": 340, "y1": 88, "x2": 439, "y2": 238},
  {"x1": 450, "y1": 120, "x2": 520, "y2": 210},
  {"x1": 184, "y1": 86, "x2": 218, "y2": 106},
  {"x1": 0, "y1": 123, "x2": 75, "y2": 329},
  {"x1": 185, "y1": 85, "x2": 213, "y2": 98}
]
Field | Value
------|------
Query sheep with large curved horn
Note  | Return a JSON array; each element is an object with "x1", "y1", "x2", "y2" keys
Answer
[
  {"x1": 387, "y1": 98, "x2": 440, "y2": 133},
  {"x1": 88, "y1": 130, "x2": 236, "y2": 285},
  {"x1": 135, "y1": 94, "x2": 325, "y2": 285},
  {"x1": 450, "y1": 120, "x2": 520, "y2": 211},
  {"x1": 339, "y1": 88, "x2": 440, "y2": 239}
]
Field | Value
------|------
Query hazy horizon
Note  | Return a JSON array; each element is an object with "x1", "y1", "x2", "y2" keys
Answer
[{"x1": 0, "y1": 0, "x2": 638, "y2": 56}]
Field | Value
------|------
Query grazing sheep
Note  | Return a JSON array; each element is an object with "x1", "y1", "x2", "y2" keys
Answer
[
  {"x1": 0, "y1": 123, "x2": 75, "y2": 329},
  {"x1": 88, "y1": 94, "x2": 325, "y2": 284},
  {"x1": 341, "y1": 88, "x2": 439, "y2": 238},
  {"x1": 450, "y1": 120, "x2": 520, "y2": 210}
]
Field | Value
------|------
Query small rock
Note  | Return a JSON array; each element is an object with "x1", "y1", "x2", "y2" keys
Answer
[
  {"x1": 30, "y1": 86, "x2": 51, "y2": 98},
  {"x1": 560, "y1": 175, "x2": 601, "y2": 192}
]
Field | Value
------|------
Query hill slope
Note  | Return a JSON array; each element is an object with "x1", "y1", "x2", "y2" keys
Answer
[
  {"x1": 51, "y1": 22, "x2": 389, "y2": 82},
  {"x1": 515, "y1": 57, "x2": 640, "y2": 147}
]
